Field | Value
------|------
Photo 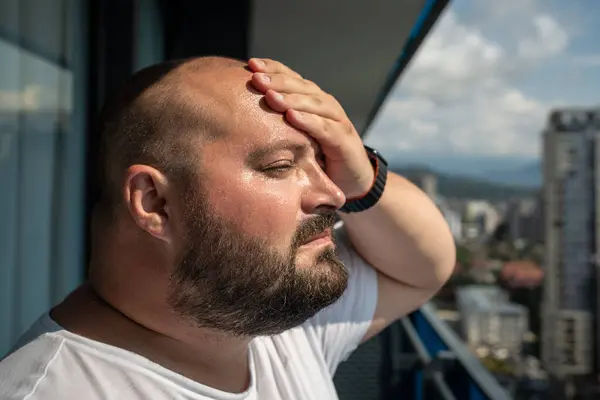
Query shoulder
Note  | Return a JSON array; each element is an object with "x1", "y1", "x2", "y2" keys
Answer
[{"x1": 0, "y1": 331, "x2": 67, "y2": 399}]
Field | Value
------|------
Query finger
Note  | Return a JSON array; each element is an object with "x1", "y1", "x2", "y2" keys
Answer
[
  {"x1": 285, "y1": 109, "x2": 341, "y2": 147},
  {"x1": 264, "y1": 90, "x2": 345, "y2": 121},
  {"x1": 252, "y1": 73, "x2": 318, "y2": 96},
  {"x1": 248, "y1": 58, "x2": 303, "y2": 78}
]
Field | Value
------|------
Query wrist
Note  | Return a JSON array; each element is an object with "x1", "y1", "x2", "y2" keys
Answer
[
  {"x1": 346, "y1": 164, "x2": 376, "y2": 201},
  {"x1": 340, "y1": 146, "x2": 388, "y2": 213}
]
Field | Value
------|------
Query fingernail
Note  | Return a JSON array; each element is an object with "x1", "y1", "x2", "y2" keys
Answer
[
  {"x1": 254, "y1": 58, "x2": 266, "y2": 67},
  {"x1": 257, "y1": 73, "x2": 270, "y2": 83},
  {"x1": 273, "y1": 92, "x2": 284, "y2": 101}
]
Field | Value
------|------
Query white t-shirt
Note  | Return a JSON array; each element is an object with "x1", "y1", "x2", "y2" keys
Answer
[{"x1": 0, "y1": 228, "x2": 378, "y2": 400}]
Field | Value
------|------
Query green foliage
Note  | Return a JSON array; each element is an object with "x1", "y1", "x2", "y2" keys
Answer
[
  {"x1": 456, "y1": 245, "x2": 472, "y2": 265},
  {"x1": 447, "y1": 274, "x2": 476, "y2": 286},
  {"x1": 487, "y1": 240, "x2": 544, "y2": 264},
  {"x1": 488, "y1": 241, "x2": 517, "y2": 262},
  {"x1": 480, "y1": 355, "x2": 516, "y2": 376}
]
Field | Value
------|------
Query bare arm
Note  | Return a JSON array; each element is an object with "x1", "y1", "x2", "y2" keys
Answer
[{"x1": 339, "y1": 172, "x2": 456, "y2": 342}]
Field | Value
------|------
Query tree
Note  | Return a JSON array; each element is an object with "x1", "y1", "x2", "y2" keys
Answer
[{"x1": 456, "y1": 244, "x2": 473, "y2": 265}]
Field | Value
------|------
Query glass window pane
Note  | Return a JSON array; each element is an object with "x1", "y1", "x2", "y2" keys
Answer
[{"x1": 0, "y1": 0, "x2": 85, "y2": 356}]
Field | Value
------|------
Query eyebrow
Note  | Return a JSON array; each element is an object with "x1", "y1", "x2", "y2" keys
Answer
[{"x1": 247, "y1": 140, "x2": 319, "y2": 164}]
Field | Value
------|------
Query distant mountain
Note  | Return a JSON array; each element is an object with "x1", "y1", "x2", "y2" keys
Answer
[
  {"x1": 392, "y1": 165, "x2": 537, "y2": 201},
  {"x1": 387, "y1": 153, "x2": 542, "y2": 188},
  {"x1": 478, "y1": 161, "x2": 542, "y2": 188},
  {"x1": 388, "y1": 153, "x2": 536, "y2": 175}
]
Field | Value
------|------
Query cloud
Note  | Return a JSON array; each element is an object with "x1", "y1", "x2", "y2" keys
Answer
[
  {"x1": 400, "y1": 12, "x2": 507, "y2": 103},
  {"x1": 366, "y1": 3, "x2": 572, "y2": 158},
  {"x1": 517, "y1": 14, "x2": 569, "y2": 59},
  {"x1": 369, "y1": 88, "x2": 546, "y2": 157}
]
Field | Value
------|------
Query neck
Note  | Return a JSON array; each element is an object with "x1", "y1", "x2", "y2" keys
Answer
[{"x1": 52, "y1": 280, "x2": 252, "y2": 393}]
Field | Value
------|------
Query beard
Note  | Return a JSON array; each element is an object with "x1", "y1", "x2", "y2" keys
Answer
[{"x1": 166, "y1": 188, "x2": 349, "y2": 337}]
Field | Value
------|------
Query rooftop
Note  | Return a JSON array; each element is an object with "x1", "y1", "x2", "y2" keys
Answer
[{"x1": 457, "y1": 285, "x2": 527, "y2": 315}]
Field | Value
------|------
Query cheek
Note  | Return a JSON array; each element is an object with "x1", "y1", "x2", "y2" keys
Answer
[{"x1": 204, "y1": 172, "x2": 301, "y2": 243}]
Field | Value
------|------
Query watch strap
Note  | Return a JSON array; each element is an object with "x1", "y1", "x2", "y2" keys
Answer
[{"x1": 339, "y1": 146, "x2": 388, "y2": 213}]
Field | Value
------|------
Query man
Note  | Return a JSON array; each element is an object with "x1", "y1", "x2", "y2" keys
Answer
[{"x1": 0, "y1": 57, "x2": 455, "y2": 399}]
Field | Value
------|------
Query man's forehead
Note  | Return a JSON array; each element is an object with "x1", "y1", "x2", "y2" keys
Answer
[
  {"x1": 168, "y1": 61, "x2": 321, "y2": 162},
  {"x1": 224, "y1": 94, "x2": 320, "y2": 158},
  {"x1": 176, "y1": 65, "x2": 309, "y2": 144},
  {"x1": 175, "y1": 66, "x2": 257, "y2": 126},
  {"x1": 176, "y1": 62, "x2": 251, "y2": 101}
]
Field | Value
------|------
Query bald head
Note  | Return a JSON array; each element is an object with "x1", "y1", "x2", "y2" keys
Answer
[{"x1": 94, "y1": 56, "x2": 250, "y2": 217}]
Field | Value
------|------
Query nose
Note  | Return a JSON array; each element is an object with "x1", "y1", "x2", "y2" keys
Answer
[{"x1": 302, "y1": 167, "x2": 346, "y2": 213}]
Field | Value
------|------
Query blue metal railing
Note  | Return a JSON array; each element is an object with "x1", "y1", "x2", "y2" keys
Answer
[{"x1": 403, "y1": 303, "x2": 512, "y2": 400}]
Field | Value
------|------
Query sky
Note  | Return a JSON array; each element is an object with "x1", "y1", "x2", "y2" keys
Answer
[{"x1": 366, "y1": 0, "x2": 600, "y2": 162}]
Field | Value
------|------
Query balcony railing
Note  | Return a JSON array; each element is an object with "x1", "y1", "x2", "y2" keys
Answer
[
  {"x1": 402, "y1": 303, "x2": 512, "y2": 400},
  {"x1": 334, "y1": 303, "x2": 512, "y2": 400}
]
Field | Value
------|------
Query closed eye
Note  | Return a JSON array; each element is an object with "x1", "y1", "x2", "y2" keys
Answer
[{"x1": 262, "y1": 161, "x2": 295, "y2": 177}]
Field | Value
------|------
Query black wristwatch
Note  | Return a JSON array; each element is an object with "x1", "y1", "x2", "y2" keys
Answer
[{"x1": 339, "y1": 145, "x2": 388, "y2": 213}]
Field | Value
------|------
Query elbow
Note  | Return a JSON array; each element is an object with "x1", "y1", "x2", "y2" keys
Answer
[
  {"x1": 412, "y1": 183, "x2": 457, "y2": 290},
  {"x1": 420, "y1": 222, "x2": 456, "y2": 290},
  {"x1": 435, "y1": 216, "x2": 457, "y2": 282},
  {"x1": 433, "y1": 239, "x2": 456, "y2": 289}
]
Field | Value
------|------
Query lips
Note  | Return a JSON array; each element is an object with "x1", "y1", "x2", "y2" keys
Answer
[{"x1": 301, "y1": 228, "x2": 332, "y2": 246}]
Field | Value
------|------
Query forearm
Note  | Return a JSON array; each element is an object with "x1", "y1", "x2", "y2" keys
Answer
[{"x1": 339, "y1": 172, "x2": 455, "y2": 289}]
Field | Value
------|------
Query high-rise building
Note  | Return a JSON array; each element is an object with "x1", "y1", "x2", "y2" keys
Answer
[
  {"x1": 505, "y1": 195, "x2": 545, "y2": 244},
  {"x1": 541, "y1": 108, "x2": 600, "y2": 381}
]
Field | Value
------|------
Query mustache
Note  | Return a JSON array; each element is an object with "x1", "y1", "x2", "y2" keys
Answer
[{"x1": 292, "y1": 211, "x2": 338, "y2": 248}]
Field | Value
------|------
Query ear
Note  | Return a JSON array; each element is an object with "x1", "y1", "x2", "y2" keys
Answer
[{"x1": 123, "y1": 165, "x2": 173, "y2": 243}]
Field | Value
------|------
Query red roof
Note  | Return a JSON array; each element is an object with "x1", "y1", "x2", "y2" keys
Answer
[{"x1": 501, "y1": 261, "x2": 544, "y2": 288}]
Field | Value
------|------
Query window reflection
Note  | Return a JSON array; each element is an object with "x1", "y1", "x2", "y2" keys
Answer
[{"x1": 0, "y1": 0, "x2": 77, "y2": 357}]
